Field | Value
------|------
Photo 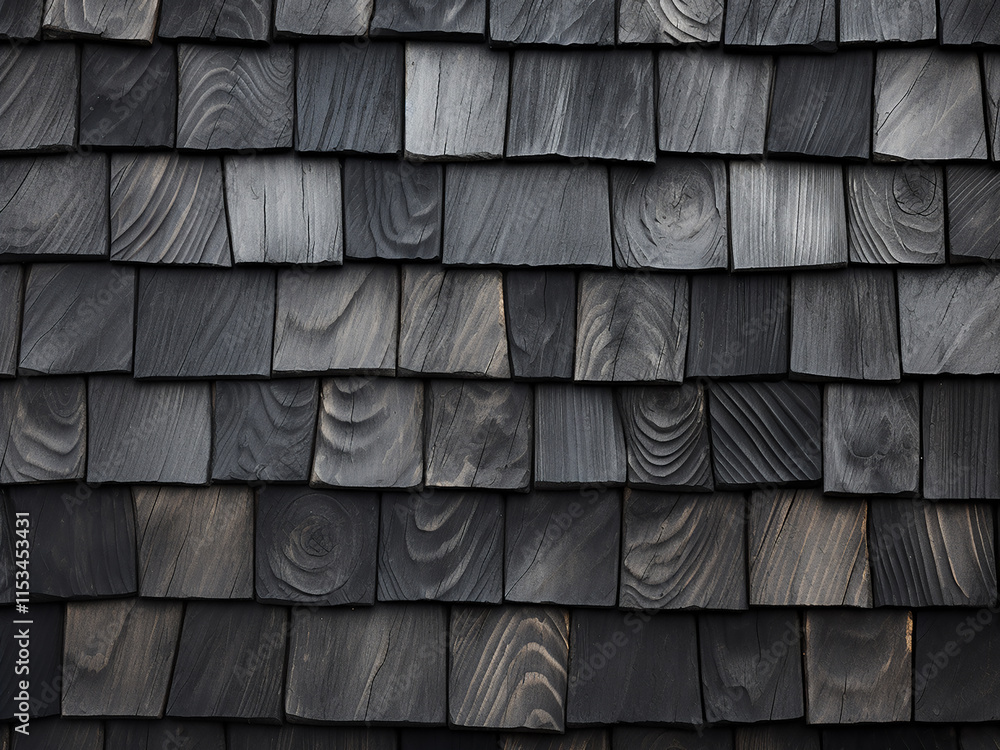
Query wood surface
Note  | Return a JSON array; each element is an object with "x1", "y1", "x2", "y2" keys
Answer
[
  {"x1": 371, "y1": 0, "x2": 485, "y2": 36},
  {"x1": 618, "y1": 0, "x2": 722, "y2": 43},
  {"x1": 0, "y1": 0, "x2": 42, "y2": 39},
  {"x1": 104, "y1": 720, "x2": 226, "y2": 750},
  {"x1": 401, "y1": 729, "x2": 499, "y2": 750},
  {"x1": 273, "y1": 265, "x2": 397, "y2": 374},
  {"x1": 13, "y1": 719, "x2": 103, "y2": 748},
  {"x1": 985, "y1": 54, "x2": 1000, "y2": 160},
  {"x1": 275, "y1": 0, "x2": 372, "y2": 36},
  {"x1": 43, "y1": 0, "x2": 158, "y2": 40},
  {"x1": 505, "y1": 270, "x2": 575, "y2": 379},
  {"x1": 505, "y1": 490, "x2": 621, "y2": 607},
  {"x1": 823, "y1": 727, "x2": 958, "y2": 750},
  {"x1": 0, "y1": 377, "x2": 86, "y2": 482},
  {"x1": 724, "y1": 0, "x2": 835, "y2": 48},
  {"x1": 0, "y1": 493, "x2": 11, "y2": 603},
  {"x1": 823, "y1": 383, "x2": 920, "y2": 496},
  {"x1": 947, "y1": 166, "x2": 1000, "y2": 262},
  {"x1": 489, "y1": 0, "x2": 613, "y2": 44},
  {"x1": 399, "y1": 266, "x2": 509, "y2": 377},
  {"x1": 379, "y1": 491, "x2": 503, "y2": 602},
  {"x1": 940, "y1": 0, "x2": 1000, "y2": 44},
  {"x1": 311, "y1": 377, "x2": 424, "y2": 488},
  {"x1": 158, "y1": 0, "x2": 272, "y2": 40},
  {"x1": 0, "y1": 44, "x2": 76, "y2": 150},
  {"x1": 228, "y1": 726, "x2": 397, "y2": 750},
  {"x1": 0, "y1": 603, "x2": 61, "y2": 719},
  {"x1": 0, "y1": 265, "x2": 19, "y2": 376},
  {"x1": 286, "y1": 604, "x2": 448, "y2": 724},
  {"x1": 62, "y1": 598, "x2": 183, "y2": 717},
  {"x1": 134, "y1": 486, "x2": 254, "y2": 598},
  {"x1": 110, "y1": 153, "x2": 230, "y2": 266},
  {"x1": 444, "y1": 163, "x2": 611, "y2": 266},
  {"x1": 961, "y1": 727, "x2": 1000, "y2": 750},
  {"x1": 735, "y1": 726, "x2": 821, "y2": 750},
  {"x1": 839, "y1": 0, "x2": 936, "y2": 42},
  {"x1": 256, "y1": 485, "x2": 378, "y2": 605},
  {"x1": 620, "y1": 490, "x2": 745, "y2": 610},
  {"x1": 450, "y1": 605, "x2": 569, "y2": 731},
  {"x1": 225, "y1": 154, "x2": 342, "y2": 265},
  {"x1": 748, "y1": 489, "x2": 871, "y2": 607},
  {"x1": 296, "y1": 42, "x2": 403, "y2": 154},
  {"x1": 613, "y1": 728, "x2": 731, "y2": 750}
]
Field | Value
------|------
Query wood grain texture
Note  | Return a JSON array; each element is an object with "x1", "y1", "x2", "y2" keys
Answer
[
  {"x1": 62, "y1": 598, "x2": 183, "y2": 717},
  {"x1": 947, "y1": 166, "x2": 1000, "y2": 262},
  {"x1": 708, "y1": 381, "x2": 822, "y2": 487},
  {"x1": 450, "y1": 605, "x2": 569, "y2": 731},
  {"x1": 508, "y1": 50, "x2": 654, "y2": 162},
  {"x1": 379, "y1": 491, "x2": 503, "y2": 602},
  {"x1": 286, "y1": 603, "x2": 447, "y2": 724},
  {"x1": 402, "y1": 729, "x2": 498, "y2": 750},
  {"x1": 425, "y1": 380, "x2": 532, "y2": 489},
  {"x1": 735, "y1": 726, "x2": 821, "y2": 750},
  {"x1": 575, "y1": 272, "x2": 688, "y2": 383},
  {"x1": 225, "y1": 154, "x2": 342, "y2": 265},
  {"x1": 405, "y1": 42, "x2": 507, "y2": 160},
  {"x1": 730, "y1": 160, "x2": 847, "y2": 269},
  {"x1": 568, "y1": 610, "x2": 701, "y2": 725},
  {"x1": 110, "y1": 153, "x2": 229, "y2": 266},
  {"x1": 489, "y1": 0, "x2": 613, "y2": 44},
  {"x1": 805, "y1": 610, "x2": 912, "y2": 723},
  {"x1": 985, "y1": 54, "x2": 1000, "y2": 161},
  {"x1": 617, "y1": 385, "x2": 713, "y2": 490},
  {"x1": 166, "y1": 602, "x2": 287, "y2": 721},
  {"x1": 43, "y1": 0, "x2": 158, "y2": 40},
  {"x1": 444, "y1": 163, "x2": 611, "y2": 267},
  {"x1": 824, "y1": 383, "x2": 919, "y2": 496},
  {"x1": 767, "y1": 52, "x2": 873, "y2": 159},
  {"x1": 371, "y1": 0, "x2": 485, "y2": 37},
  {"x1": 790, "y1": 268, "x2": 900, "y2": 381},
  {"x1": 228, "y1": 726, "x2": 396, "y2": 750},
  {"x1": 687, "y1": 273, "x2": 789, "y2": 378},
  {"x1": 80, "y1": 42, "x2": 175, "y2": 147},
  {"x1": 104, "y1": 720, "x2": 226, "y2": 750},
  {"x1": 840, "y1": 0, "x2": 936, "y2": 42},
  {"x1": 502, "y1": 734, "x2": 609, "y2": 750},
  {"x1": 134, "y1": 486, "x2": 254, "y2": 598},
  {"x1": 611, "y1": 159, "x2": 727, "y2": 270},
  {"x1": 620, "y1": 490, "x2": 746, "y2": 610},
  {"x1": 212, "y1": 379, "x2": 318, "y2": 483},
  {"x1": 0, "y1": 377, "x2": 86, "y2": 483},
  {"x1": 847, "y1": 164, "x2": 945, "y2": 265},
  {"x1": 275, "y1": 0, "x2": 372, "y2": 36},
  {"x1": 344, "y1": 158, "x2": 441, "y2": 261},
  {"x1": 256, "y1": 486, "x2": 378, "y2": 605},
  {"x1": 0, "y1": 265, "x2": 19, "y2": 376},
  {"x1": 505, "y1": 490, "x2": 620, "y2": 607},
  {"x1": 399, "y1": 265, "x2": 509, "y2": 377},
  {"x1": 0, "y1": 0, "x2": 43, "y2": 40},
  {"x1": 940, "y1": 0, "x2": 1000, "y2": 44},
  {"x1": 0, "y1": 603, "x2": 60, "y2": 719},
  {"x1": 311, "y1": 377, "x2": 424, "y2": 488},
  {"x1": 19, "y1": 263, "x2": 134, "y2": 375},
  {"x1": 296, "y1": 42, "x2": 402, "y2": 154},
  {"x1": 749, "y1": 489, "x2": 871, "y2": 607},
  {"x1": 699, "y1": 611, "x2": 803, "y2": 723},
  {"x1": 505, "y1": 270, "x2": 575, "y2": 380},
  {"x1": 158, "y1": 0, "x2": 272, "y2": 41},
  {"x1": 874, "y1": 49, "x2": 987, "y2": 161},
  {"x1": 534, "y1": 385, "x2": 626, "y2": 486},
  {"x1": 0, "y1": 155, "x2": 108, "y2": 259},
  {"x1": 87, "y1": 376, "x2": 211, "y2": 484},
  {"x1": 869, "y1": 499, "x2": 997, "y2": 607},
  {"x1": 823, "y1": 727, "x2": 957, "y2": 750},
  {"x1": 134, "y1": 268, "x2": 274, "y2": 378},
  {"x1": 0, "y1": 44, "x2": 76, "y2": 151},
  {"x1": 9, "y1": 484, "x2": 135, "y2": 598},
  {"x1": 658, "y1": 49, "x2": 772, "y2": 156},
  {"x1": 922, "y1": 379, "x2": 1000, "y2": 500},
  {"x1": 724, "y1": 0, "x2": 835, "y2": 48},
  {"x1": 14, "y1": 720, "x2": 102, "y2": 748},
  {"x1": 618, "y1": 0, "x2": 722, "y2": 43},
  {"x1": 273, "y1": 265, "x2": 397, "y2": 374},
  {"x1": 613, "y1": 728, "x2": 731, "y2": 750}
]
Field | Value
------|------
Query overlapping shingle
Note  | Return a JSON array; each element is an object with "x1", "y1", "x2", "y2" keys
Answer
[
  {"x1": 275, "y1": 0, "x2": 371, "y2": 37},
  {"x1": 947, "y1": 165, "x2": 1000, "y2": 262},
  {"x1": 42, "y1": 0, "x2": 159, "y2": 41},
  {"x1": 0, "y1": 377, "x2": 86, "y2": 482},
  {"x1": 618, "y1": 0, "x2": 722, "y2": 44},
  {"x1": 159, "y1": 0, "x2": 272, "y2": 41},
  {"x1": 839, "y1": 0, "x2": 936, "y2": 42},
  {"x1": 371, "y1": 0, "x2": 485, "y2": 38},
  {"x1": 939, "y1": 0, "x2": 1000, "y2": 45},
  {"x1": 489, "y1": 0, "x2": 613, "y2": 45},
  {"x1": 505, "y1": 270, "x2": 576, "y2": 380},
  {"x1": 0, "y1": 44, "x2": 77, "y2": 151},
  {"x1": 724, "y1": 0, "x2": 836, "y2": 49},
  {"x1": 0, "y1": 0, "x2": 43, "y2": 39}
]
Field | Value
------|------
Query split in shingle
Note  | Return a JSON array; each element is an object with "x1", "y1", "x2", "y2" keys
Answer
[
  {"x1": 699, "y1": 611, "x2": 803, "y2": 723},
  {"x1": 658, "y1": 50, "x2": 772, "y2": 156},
  {"x1": 228, "y1": 726, "x2": 397, "y2": 750},
  {"x1": 724, "y1": 0, "x2": 835, "y2": 48},
  {"x1": 505, "y1": 270, "x2": 575, "y2": 380},
  {"x1": 311, "y1": 377, "x2": 424, "y2": 488},
  {"x1": 450, "y1": 605, "x2": 569, "y2": 731},
  {"x1": 840, "y1": 0, "x2": 936, "y2": 42},
  {"x1": 873, "y1": 49, "x2": 987, "y2": 161},
  {"x1": 371, "y1": 0, "x2": 485, "y2": 37},
  {"x1": 379, "y1": 491, "x2": 503, "y2": 602},
  {"x1": 618, "y1": 0, "x2": 722, "y2": 43},
  {"x1": 286, "y1": 603, "x2": 447, "y2": 724},
  {"x1": 767, "y1": 52, "x2": 873, "y2": 160},
  {"x1": 847, "y1": 164, "x2": 945, "y2": 265},
  {"x1": 87, "y1": 376, "x2": 211, "y2": 484},
  {"x1": 0, "y1": 155, "x2": 108, "y2": 259},
  {"x1": 272, "y1": 265, "x2": 397, "y2": 375},
  {"x1": 940, "y1": 0, "x2": 1000, "y2": 44},
  {"x1": 43, "y1": 0, "x2": 158, "y2": 41},
  {"x1": 709, "y1": 381, "x2": 822, "y2": 487},
  {"x1": 508, "y1": 50, "x2": 654, "y2": 162},
  {"x1": 167, "y1": 602, "x2": 286, "y2": 722},
  {"x1": 296, "y1": 42, "x2": 402, "y2": 154},
  {"x1": 212, "y1": 380, "x2": 318, "y2": 483},
  {"x1": 489, "y1": 0, "x2": 613, "y2": 45},
  {"x1": 110, "y1": 153, "x2": 229, "y2": 265},
  {"x1": 62, "y1": 598, "x2": 183, "y2": 717},
  {"x1": 256, "y1": 485, "x2": 378, "y2": 605},
  {"x1": 134, "y1": 268, "x2": 273, "y2": 378},
  {"x1": 824, "y1": 727, "x2": 958, "y2": 750},
  {"x1": 0, "y1": 377, "x2": 86, "y2": 483},
  {"x1": 0, "y1": 603, "x2": 61, "y2": 719},
  {"x1": 404, "y1": 43, "x2": 507, "y2": 160},
  {"x1": 80, "y1": 43, "x2": 176, "y2": 148},
  {"x1": 0, "y1": 266, "x2": 19, "y2": 377},
  {"x1": 869, "y1": 499, "x2": 997, "y2": 607},
  {"x1": 0, "y1": 0, "x2": 42, "y2": 39},
  {"x1": 444, "y1": 163, "x2": 611, "y2": 267},
  {"x1": 736, "y1": 726, "x2": 821, "y2": 750},
  {"x1": 275, "y1": 0, "x2": 372, "y2": 36},
  {"x1": 505, "y1": 490, "x2": 620, "y2": 607},
  {"x1": 619, "y1": 490, "x2": 746, "y2": 610},
  {"x1": 344, "y1": 158, "x2": 442, "y2": 261},
  {"x1": 158, "y1": 0, "x2": 272, "y2": 41},
  {"x1": 0, "y1": 44, "x2": 77, "y2": 151},
  {"x1": 225, "y1": 154, "x2": 342, "y2": 265},
  {"x1": 823, "y1": 383, "x2": 920, "y2": 496},
  {"x1": 611, "y1": 159, "x2": 728, "y2": 270},
  {"x1": 749, "y1": 489, "x2": 871, "y2": 607},
  {"x1": 947, "y1": 166, "x2": 1000, "y2": 262},
  {"x1": 534, "y1": 385, "x2": 626, "y2": 487},
  {"x1": 104, "y1": 721, "x2": 226, "y2": 750}
]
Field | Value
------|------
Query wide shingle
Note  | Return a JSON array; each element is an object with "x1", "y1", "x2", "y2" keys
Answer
[
  {"x1": 0, "y1": 44, "x2": 77, "y2": 151},
  {"x1": 371, "y1": 0, "x2": 485, "y2": 37},
  {"x1": 724, "y1": 0, "x2": 836, "y2": 48},
  {"x1": 490, "y1": 0, "x2": 613, "y2": 45},
  {"x1": 43, "y1": 0, "x2": 159, "y2": 41},
  {"x1": 158, "y1": 0, "x2": 272, "y2": 41},
  {"x1": 275, "y1": 0, "x2": 372, "y2": 36},
  {"x1": 618, "y1": 0, "x2": 722, "y2": 43},
  {"x1": 840, "y1": 0, "x2": 936, "y2": 42}
]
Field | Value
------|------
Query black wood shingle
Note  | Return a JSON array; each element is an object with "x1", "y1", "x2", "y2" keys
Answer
[
  {"x1": 0, "y1": 44, "x2": 77, "y2": 151},
  {"x1": 158, "y1": 0, "x2": 272, "y2": 41}
]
